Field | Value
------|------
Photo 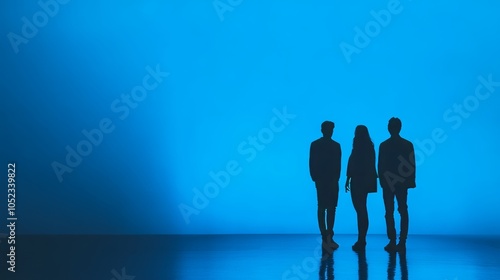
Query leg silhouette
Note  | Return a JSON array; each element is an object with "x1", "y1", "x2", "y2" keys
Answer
[
  {"x1": 383, "y1": 188, "x2": 397, "y2": 251},
  {"x1": 395, "y1": 188, "x2": 409, "y2": 250},
  {"x1": 327, "y1": 208, "x2": 335, "y2": 238},
  {"x1": 316, "y1": 182, "x2": 339, "y2": 254},
  {"x1": 351, "y1": 190, "x2": 368, "y2": 244},
  {"x1": 318, "y1": 208, "x2": 327, "y2": 237}
]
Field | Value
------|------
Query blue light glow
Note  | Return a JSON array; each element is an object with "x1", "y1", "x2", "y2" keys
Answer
[{"x1": 1, "y1": 0, "x2": 500, "y2": 235}]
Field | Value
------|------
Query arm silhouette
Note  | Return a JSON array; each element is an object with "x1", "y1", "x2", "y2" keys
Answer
[{"x1": 309, "y1": 142, "x2": 317, "y2": 182}]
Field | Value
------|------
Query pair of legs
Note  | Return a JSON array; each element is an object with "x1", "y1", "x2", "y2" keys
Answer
[
  {"x1": 351, "y1": 189, "x2": 369, "y2": 245},
  {"x1": 315, "y1": 181, "x2": 339, "y2": 241},
  {"x1": 383, "y1": 187, "x2": 409, "y2": 250}
]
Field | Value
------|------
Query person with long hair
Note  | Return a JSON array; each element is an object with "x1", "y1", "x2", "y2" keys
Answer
[{"x1": 345, "y1": 125, "x2": 378, "y2": 251}]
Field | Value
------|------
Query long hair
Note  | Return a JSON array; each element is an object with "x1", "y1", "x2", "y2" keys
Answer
[{"x1": 353, "y1": 125, "x2": 374, "y2": 151}]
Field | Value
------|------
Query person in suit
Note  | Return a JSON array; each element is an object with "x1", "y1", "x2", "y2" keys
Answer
[
  {"x1": 345, "y1": 125, "x2": 377, "y2": 251},
  {"x1": 378, "y1": 117, "x2": 416, "y2": 252},
  {"x1": 309, "y1": 121, "x2": 342, "y2": 250}
]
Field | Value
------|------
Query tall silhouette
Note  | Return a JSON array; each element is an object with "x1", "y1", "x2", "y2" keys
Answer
[
  {"x1": 310, "y1": 121, "x2": 341, "y2": 251},
  {"x1": 345, "y1": 125, "x2": 377, "y2": 251},
  {"x1": 378, "y1": 118, "x2": 416, "y2": 252}
]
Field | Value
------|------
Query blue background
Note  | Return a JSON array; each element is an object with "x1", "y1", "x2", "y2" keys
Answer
[{"x1": 1, "y1": 0, "x2": 500, "y2": 235}]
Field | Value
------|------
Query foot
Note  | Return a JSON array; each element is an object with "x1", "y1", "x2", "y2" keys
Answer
[
  {"x1": 384, "y1": 241, "x2": 397, "y2": 252},
  {"x1": 330, "y1": 239, "x2": 340, "y2": 250},
  {"x1": 396, "y1": 241, "x2": 406, "y2": 252},
  {"x1": 322, "y1": 235, "x2": 339, "y2": 251},
  {"x1": 352, "y1": 241, "x2": 366, "y2": 252}
]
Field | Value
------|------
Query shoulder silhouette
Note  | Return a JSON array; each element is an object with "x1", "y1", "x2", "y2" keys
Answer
[
  {"x1": 378, "y1": 118, "x2": 416, "y2": 190},
  {"x1": 309, "y1": 122, "x2": 341, "y2": 183}
]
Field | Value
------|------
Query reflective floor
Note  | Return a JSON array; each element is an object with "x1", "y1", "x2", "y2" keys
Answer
[{"x1": 1, "y1": 234, "x2": 499, "y2": 279}]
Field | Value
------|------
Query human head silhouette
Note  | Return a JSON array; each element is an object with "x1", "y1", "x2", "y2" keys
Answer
[
  {"x1": 388, "y1": 117, "x2": 402, "y2": 137},
  {"x1": 353, "y1": 125, "x2": 373, "y2": 149},
  {"x1": 355, "y1": 125, "x2": 370, "y2": 139},
  {"x1": 321, "y1": 121, "x2": 335, "y2": 138}
]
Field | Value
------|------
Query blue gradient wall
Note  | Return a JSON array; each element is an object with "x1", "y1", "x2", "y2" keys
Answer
[{"x1": 1, "y1": 0, "x2": 500, "y2": 235}]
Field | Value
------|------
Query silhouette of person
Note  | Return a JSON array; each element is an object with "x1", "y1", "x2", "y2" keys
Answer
[
  {"x1": 345, "y1": 125, "x2": 377, "y2": 251},
  {"x1": 378, "y1": 117, "x2": 416, "y2": 252},
  {"x1": 310, "y1": 121, "x2": 341, "y2": 250}
]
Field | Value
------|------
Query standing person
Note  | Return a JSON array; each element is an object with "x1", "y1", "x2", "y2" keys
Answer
[
  {"x1": 309, "y1": 121, "x2": 342, "y2": 250},
  {"x1": 345, "y1": 125, "x2": 377, "y2": 252},
  {"x1": 378, "y1": 117, "x2": 416, "y2": 252}
]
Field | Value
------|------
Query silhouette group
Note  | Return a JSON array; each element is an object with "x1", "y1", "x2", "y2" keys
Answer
[{"x1": 309, "y1": 117, "x2": 416, "y2": 255}]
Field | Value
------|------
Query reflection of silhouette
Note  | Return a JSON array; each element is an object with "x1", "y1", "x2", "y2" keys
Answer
[
  {"x1": 345, "y1": 125, "x2": 377, "y2": 251},
  {"x1": 356, "y1": 251, "x2": 368, "y2": 280},
  {"x1": 399, "y1": 251, "x2": 408, "y2": 280},
  {"x1": 310, "y1": 121, "x2": 341, "y2": 252},
  {"x1": 387, "y1": 251, "x2": 408, "y2": 280},
  {"x1": 319, "y1": 254, "x2": 334, "y2": 280},
  {"x1": 378, "y1": 118, "x2": 416, "y2": 252},
  {"x1": 387, "y1": 252, "x2": 396, "y2": 280}
]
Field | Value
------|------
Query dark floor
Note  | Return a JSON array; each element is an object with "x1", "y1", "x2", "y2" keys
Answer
[{"x1": 1, "y1": 234, "x2": 499, "y2": 279}]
